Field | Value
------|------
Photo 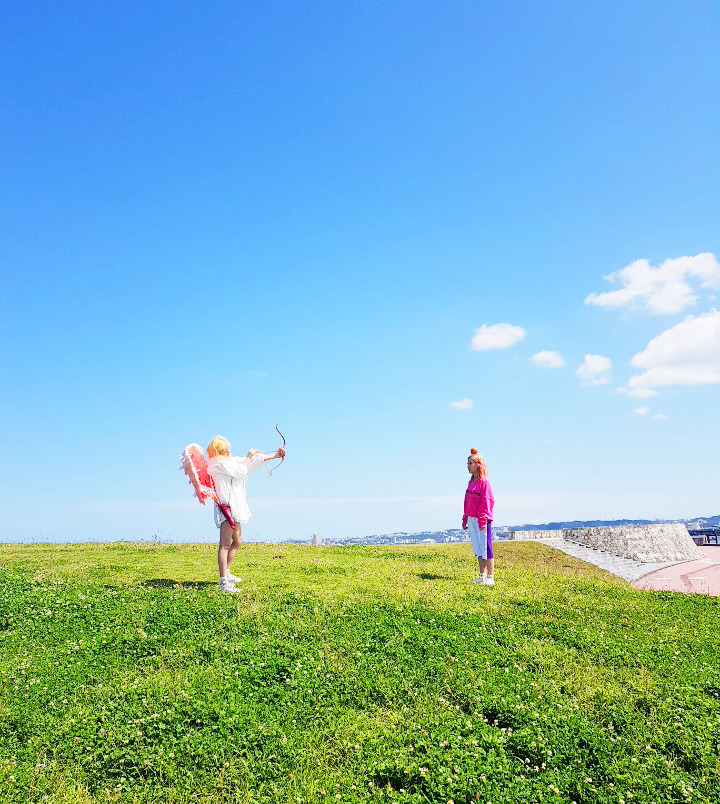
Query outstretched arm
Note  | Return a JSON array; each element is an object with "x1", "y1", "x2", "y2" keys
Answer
[
  {"x1": 245, "y1": 427, "x2": 286, "y2": 474},
  {"x1": 245, "y1": 448, "x2": 284, "y2": 462},
  {"x1": 244, "y1": 448, "x2": 286, "y2": 473}
]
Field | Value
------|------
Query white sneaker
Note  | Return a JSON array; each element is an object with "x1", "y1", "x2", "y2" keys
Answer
[
  {"x1": 226, "y1": 572, "x2": 242, "y2": 583},
  {"x1": 219, "y1": 578, "x2": 239, "y2": 593},
  {"x1": 485, "y1": 576, "x2": 495, "y2": 586},
  {"x1": 471, "y1": 577, "x2": 486, "y2": 584}
]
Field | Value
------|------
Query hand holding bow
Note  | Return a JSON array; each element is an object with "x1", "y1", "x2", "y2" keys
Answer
[{"x1": 269, "y1": 424, "x2": 286, "y2": 476}]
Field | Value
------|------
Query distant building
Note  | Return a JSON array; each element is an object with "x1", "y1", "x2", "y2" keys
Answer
[{"x1": 311, "y1": 533, "x2": 323, "y2": 546}]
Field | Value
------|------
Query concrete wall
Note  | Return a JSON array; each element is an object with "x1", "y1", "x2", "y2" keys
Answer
[
  {"x1": 508, "y1": 529, "x2": 565, "y2": 541},
  {"x1": 508, "y1": 523, "x2": 701, "y2": 563},
  {"x1": 562, "y1": 523, "x2": 702, "y2": 563}
]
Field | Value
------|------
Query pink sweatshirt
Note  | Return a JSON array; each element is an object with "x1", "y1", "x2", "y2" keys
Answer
[{"x1": 462, "y1": 477, "x2": 494, "y2": 529}]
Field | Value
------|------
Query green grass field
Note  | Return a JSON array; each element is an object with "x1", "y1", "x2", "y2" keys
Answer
[{"x1": 1, "y1": 541, "x2": 718, "y2": 804}]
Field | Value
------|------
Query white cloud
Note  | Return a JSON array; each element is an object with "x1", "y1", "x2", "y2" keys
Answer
[
  {"x1": 620, "y1": 386, "x2": 657, "y2": 398},
  {"x1": 628, "y1": 309, "x2": 720, "y2": 394},
  {"x1": 585, "y1": 253, "x2": 720, "y2": 315},
  {"x1": 471, "y1": 323, "x2": 526, "y2": 351},
  {"x1": 531, "y1": 350, "x2": 566, "y2": 368},
  {"x1": 450, "y1": 398, "x2": 474, "y2": 410},
  {"x1": 577, "y1": 354, "x2": 613, "y2": 385},
  {"x1": 634, "y1": 406, "x2": 650, "y2": 416},
  {"x1": 654, "y1": 413, "x2": 669, "y2": 420}
]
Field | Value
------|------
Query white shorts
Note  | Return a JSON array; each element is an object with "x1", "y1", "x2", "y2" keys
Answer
[{"x1": 467, "y1": 516, "x2": 492, "y2": 560}]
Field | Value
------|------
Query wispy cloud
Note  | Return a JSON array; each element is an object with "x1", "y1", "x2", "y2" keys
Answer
[
  {"x1": 654, "y1": 413, "x2": 669, "y2": 420},
  {"x1": 577, "y1": 354, "x2": 613, "y2": 386},
  {"x1": 634, "y1": 406, "x2": 650, "y2": 416},
  {"x1": 59, "y1": 501, "x2": 198, "y2": 513},
  {"x1": 620, "y1": 386, "x2": 657, "y2": 399},
  {"x1": 627, "y1": 309, "x2": 720, "y2": 395},
  {"x1": 450, "y1": 398, "x2": 474, "y2": 410},
  {"x1": 471, "y1": 323, "x2": 525, "y2": 351},
  {"x1": 585, "y1": 253, "x2": 720, "y2": 315},
  {"x1": 531, "y1": 350, "x2": 566, "y2": 368}
]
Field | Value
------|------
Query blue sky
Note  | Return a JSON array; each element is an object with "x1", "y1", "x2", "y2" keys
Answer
[{"x1": 2, "y1": 0, "x2": 719, "y2": 542}]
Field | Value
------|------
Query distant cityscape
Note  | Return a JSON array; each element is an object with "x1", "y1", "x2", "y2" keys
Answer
[{"x1": 290, "y1": 514, "x2": 720, "y2": 546}]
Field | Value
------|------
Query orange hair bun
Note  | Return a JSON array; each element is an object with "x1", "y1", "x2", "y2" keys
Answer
[{"x1": 470, "y1": 448, "x2": 478, "y2": 455}]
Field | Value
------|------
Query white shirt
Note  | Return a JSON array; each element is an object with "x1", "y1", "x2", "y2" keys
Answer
[{"x1": 206, "y1": 452, "x2": 269, "y2": 526}]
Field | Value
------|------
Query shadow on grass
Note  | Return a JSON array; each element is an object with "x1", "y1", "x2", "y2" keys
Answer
[
  {"x1": 418, "y1": 573, "x2": 454, "y2": 581},
  {"x1": 141, "y1": 579, "x2": 215, "y2": 589}
]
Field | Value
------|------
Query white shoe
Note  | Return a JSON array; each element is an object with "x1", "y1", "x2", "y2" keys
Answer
[
  {"x1": 471, "y1": 577, "x2": 486, "y2": 584},
  {"x1": 226, "y1": 572, "x2": 242, "y2": 583},
  {"x1": 485, "y1": 576, "x2": 495, "y2": 586},
  {"x1": 219, "y1": 578, "x2": 239, "y2": 593}
]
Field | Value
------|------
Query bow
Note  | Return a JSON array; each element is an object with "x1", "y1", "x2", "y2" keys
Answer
[{"x1": 269, "y1": 424, "x2": 286, "y2": 476}]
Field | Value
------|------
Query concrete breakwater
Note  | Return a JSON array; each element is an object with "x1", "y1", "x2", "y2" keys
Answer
[{"x1": 508, "y1": 523, "x2": 702, "y2": 564}]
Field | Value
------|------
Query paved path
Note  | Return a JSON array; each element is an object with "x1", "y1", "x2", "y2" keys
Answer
[
  {"x1": 534, "y1": 539, "x2": 720, "y2": 595},
  {"x1": 631, "y1": 545, "x2": 720, "y2": 596}
]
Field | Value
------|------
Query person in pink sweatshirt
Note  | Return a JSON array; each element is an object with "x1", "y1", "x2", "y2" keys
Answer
[{"x1": 462, "y1": 448, "x2": 496, "y2": 585}]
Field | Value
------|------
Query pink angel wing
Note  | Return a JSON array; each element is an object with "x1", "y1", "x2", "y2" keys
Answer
[
  {"x1": 180, "y1": 444, "x2": 217, "y2": 505},
  {"x1": 180, "y1": 443, "x2": 237, "y2": 528}
]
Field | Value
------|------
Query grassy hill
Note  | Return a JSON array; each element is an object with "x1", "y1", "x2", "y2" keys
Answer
[{"x1": 0, "y1": 541, "x2": 718, "y2": 804}]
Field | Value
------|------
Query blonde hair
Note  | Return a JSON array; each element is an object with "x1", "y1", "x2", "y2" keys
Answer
[
  {"x1": 469, "y1": 448, "x2": 488, "y2": 479},
  {"x1": 207, "y1": 435, "x2": 231, "y2": 458}
]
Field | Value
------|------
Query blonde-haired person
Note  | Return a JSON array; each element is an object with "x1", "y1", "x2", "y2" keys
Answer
[
  {"x1": 462, "y1": 449, "x2": 496, "y2": 585},
  {"x1": 206, "y1": 435, "x2": 285, "y2": 592}
]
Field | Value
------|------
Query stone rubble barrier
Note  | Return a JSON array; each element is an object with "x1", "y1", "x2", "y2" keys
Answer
[{"x1": 507, "y1": 523, "x2": 702, "y2": 564}]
